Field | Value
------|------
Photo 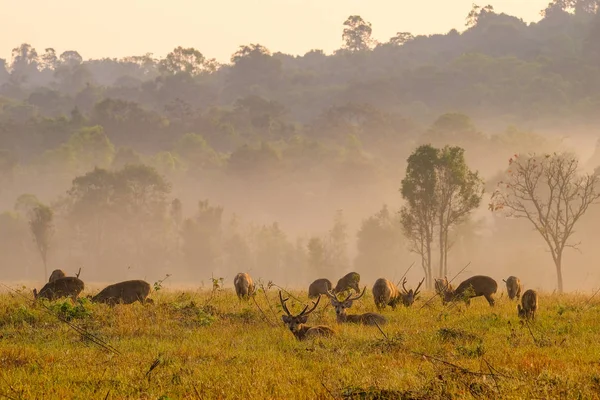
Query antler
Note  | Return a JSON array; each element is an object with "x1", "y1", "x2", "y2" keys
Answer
[
  {"x1": 279, "y1": 291, "x2": 292, "y2": 316},
  {"x1": 401, "y1": 277, "x2": 409, "y2": 294},
  {"x1": 345, "y1": 286, "x2": 366, "y2": 302},
  {"x1": 325, "y1": 289, "x2": 339, "y2": 302},
  {"x1": 414, "y1": 278, "x2": 425, "y2": 297},
  {"x1": 298, "y1": 294, "x2": 322, "y2": 317}
]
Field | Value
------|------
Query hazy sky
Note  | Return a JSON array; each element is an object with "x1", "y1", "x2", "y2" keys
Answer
[{"x1": 0, "y1": 0, "x2": 549, "y2": 63}]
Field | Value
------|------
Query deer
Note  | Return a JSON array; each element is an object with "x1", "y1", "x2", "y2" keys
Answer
[
  {"x1": 437, "y1": 275, "x2": 498, "y2": 307},
  {"x1": 518, "y1": 289, "x2": 538, "y2": 320},
  {"x1": 308, "y1": 278, "x2": 333, "y2": 298},
  {"x1": 503, "y1": 276, "x2": 522, "y2": 300},
  {"x1": 325, "y1": 287, "x2": 387, "y2": 326},
  {"x1": 90, "y1": 280, "x2": 151, "y2": 306},
  {"x1": 233, "y1": 272, "x2": 255, "y2": 300},
  {"x1": 48, "y1": 269, "x2": 66, "y2": 283},
  {"x1": 372, "y1": 278, "x2": 403, "y2": 310},
  {"x1": 33, "y1": 277, "x2": 85, "y2": 301},
  {"x1": 279, "y1": 291, "x2": 335, "y2": 341},
  {"x1": 333, "y1": 272, "x2": 361, "y2": 294},
  {"x1": 434, "y1": 277, "x2": 454, "y2": 298},
  {"x1": 400, "y1": 277, "x2": 425, "y2": 307}
]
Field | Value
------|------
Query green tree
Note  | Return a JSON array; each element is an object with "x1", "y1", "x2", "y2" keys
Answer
[
  {"x1": 28, "y1": 203, "x2": 54, "y2": 280},
  {"x1": 159, "y1": 46, "x2": 217, "y2": 75},
  {"x1": 342, "y1": 15, "x2": 375, "y2": 52},
  {"x1": 490, "y1": 153, "x2": 600, "y2": 293},
  {"x1": 67, "y1": 125, "x2": 115, "y2": 172}
]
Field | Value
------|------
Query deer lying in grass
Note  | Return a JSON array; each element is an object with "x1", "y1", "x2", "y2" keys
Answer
[
  {"x1": 333, "y1": 272, "x2": 360, "y2": 294},
  {"x1": 518, "y1": 289, "x2": 538, "y2": 320},
  {"x1": 233, "y1": 272, "x2": 255, "y2": 300},
  {"x1": 503, "y1": 276, "x2": 522, "y2": 300},
  {"x1": 308, "y1": 278, "x2": 333, "y2": 298},
  {"x1": 279, "y1": 291, "x2": 335, "y2": 341},
  {"x1": 91, "y1": 280, "x2": 151, "y2": 306},
  {"x1": 33, "y1": 277, "x2": 84, "y2": 301},
  {"x1": 325, "y1": 287, "x2": 387, "y2": 326},
  {"x1": 437, "y1": 275, "x2": 498, "y2": 306},
  {"x1": 48, "y1": 269, "x2": 66, "y2": 283},
  {"x1": 400, "y1": 277, "x2": 425, "y2": 307}
]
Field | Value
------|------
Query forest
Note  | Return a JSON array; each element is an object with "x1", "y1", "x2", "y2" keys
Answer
[{"x1": 2, "y1": 1, "x2": 600, "y2": 292}]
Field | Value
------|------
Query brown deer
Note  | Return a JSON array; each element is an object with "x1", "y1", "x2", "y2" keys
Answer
[
  {"x1": 48, "y1": 269, "x2": 66, "y2": 283},
  {"x1": 333, "y1": 272, "x2": 360, "y2": 294},
  {"x1": 434, "y1": 277, "x2": 454, "y2": 299},
  {"x1": 90, "y1": 280, "x2": 151, "y2": 306},
  {"x1": 438, "y1": 275, "x2": 498, "y2": 306},
  {"x1": 233, "y1": 272, "x2": 255, "y2": 300},
  {"x1": 279, "y1": 291, "x2": 335, "y2": 341},
  {"x1": 33, "y1": 277, "x2": 84, "y2": 301},
  {"x1": 325, "y1": 287, "x2": 387, "y2": 326},
  {"x1": 372, "y1": 278, "x2": 403, "y2": 310},
  {"x1": 308, "y1": 278, "x2": 333, "y2": 298},
  {"x1": 518, "y1": 289, "x2": 538, "y2": 320},
  {"x1": 400, "y1": 277, "x2": 425, "y2": 307},
  {"x1": 503, "y1": 276, "x2": 522, "y2": 300}
]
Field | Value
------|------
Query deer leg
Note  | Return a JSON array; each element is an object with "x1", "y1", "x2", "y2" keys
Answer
[{"x1": 484, "y1": 294, "x2": 495, "y2": 307}]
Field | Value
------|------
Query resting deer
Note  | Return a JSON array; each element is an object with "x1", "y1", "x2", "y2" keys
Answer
[
  {"x1": 518, "y1": 289, "x2": 538, "y2": 320},
  {"x1": 400, "y1": 277, "x2": 425, "y2": 307},
  {"x1": 279, "y1": 291, "x2": 335, "y2": 341},
  {"x1": 325, "y1": 287, "x2": 387, "y2": 326}
]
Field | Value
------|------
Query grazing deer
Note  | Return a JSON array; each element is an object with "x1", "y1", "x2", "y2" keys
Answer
[
  {"x1": 33, "y1": 277, "x2": 84, "y2": 301},
  {"x1": 372, "y1": 278, "x2": 403, "y2": 310},
  {"x1": 233, "y1": 272, "x2": 255, "y2": 300},
  {"x1": 503, "y1": 276, "x2": 522, "y2": 300},
  {"x1": 333, "y1": 272, "x2": 361, "y2": 294},
  {"x1": 437, "y1": 275, "x2": 498, "y2": 306},
  {"x1": 325, "y1": 287, "x2": 387, "y2": 326},
  {"x1": 400, "y1": 277, "x2": 425, "y2": 307},
  {"x1": 279, "y1": 291, "x2": 335, "y2": 341},
  {"x1": 308, "y1": 278, "x2": 333, "y2": 298},
  {"x1": 518, "y1": 289, "x2": 538, "y2": 320},
  {"x1": 48, "y1": 269, "x2": 66, "y2": 283},
  {"x1": 91, "y1": 280, "x2": 151, "y2": 306},
  {"x1": 434, "y1": 277, "x2": 454, "y2": 299}
]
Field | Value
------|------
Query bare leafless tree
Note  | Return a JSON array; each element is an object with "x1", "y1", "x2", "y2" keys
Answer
[{"x1": 490, "y1": 153, "x2": 600, "y2": 292}]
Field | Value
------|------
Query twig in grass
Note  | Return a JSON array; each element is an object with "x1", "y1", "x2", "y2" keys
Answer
[
  {"x1": 583, "y1": 285, "x2": 600, "y2": 309},
  {"x1": 257, "y1": 280, "x2": 278, "y2": 320},
  {"x1": 251, "y1": 295, "x2": 277, "y2": 327},
  {"x1": 145, "y1": 357, "x2": 161, "y2": 380},
  {"x1": 419, "y1": 262, "x2": 471, "y2": 310},
  {"x1": 373, "y1": 321, "x2": 389, "y2": 341},
  {"x1": 482, "y1": 358, "x2": 501, "y2": 393},
  {"x1": 0, "y1": 283, "x2": 121, "y2": 356},
  {"x1": 396, "y1": 261, "x2": 415, "y2": 287},
  {"x1": 103, "y1": 390, "x2": 110, "y2": 400},
  {"x1": 320, "y1": 379, "x2": 337, "y2": 400},
  {"x1": 269, "y1": 283, "x2": 303, "y2": 303}
]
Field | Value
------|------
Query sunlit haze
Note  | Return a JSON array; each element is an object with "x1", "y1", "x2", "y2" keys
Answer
[{"x1": 0, "y1": 0, "x2": 548, "y2": 62}]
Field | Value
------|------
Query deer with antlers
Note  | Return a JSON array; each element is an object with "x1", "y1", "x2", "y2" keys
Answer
[
  {"x1": 400, "y1": 277, "x2": 425, "y2": 307},
  {"x1": 279, "y1": 291, "x2": 335, "y2": 341},
  {"x1": 325, "y1": 287, "x2": 387, "y2": 326}
]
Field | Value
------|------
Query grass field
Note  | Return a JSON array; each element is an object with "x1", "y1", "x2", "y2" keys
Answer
[{"x1": 1, "y1": 283, "x2": 600, "y2": 399}]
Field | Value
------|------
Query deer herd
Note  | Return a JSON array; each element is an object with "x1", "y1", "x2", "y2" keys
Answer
[{"x1": 30, "y1": 268, "x2": 539, "y2": 342}]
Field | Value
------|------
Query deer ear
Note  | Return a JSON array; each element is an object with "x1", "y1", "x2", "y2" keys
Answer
[
  {"x1": 298, "y1": 315, "x2": 309, "y2": 324},
  {"x1": 344, "y1": 301, "x2": 353, "y2": 308},
  {"x1": 282, "y1": 315, "x2": 289, "y2": 323}
]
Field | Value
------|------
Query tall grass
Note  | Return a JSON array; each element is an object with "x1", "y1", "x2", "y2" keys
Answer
[{"x1": 1, "y1": 286, "x2": 600, "y2": 399}]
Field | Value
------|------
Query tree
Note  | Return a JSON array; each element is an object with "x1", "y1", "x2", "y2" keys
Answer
[
  {"x1": 490, "y1": 153, "x2": 600, "y2": 292},
  {"x1": 342, "y1": 15, "x2": 375, "y2": 52},
  {"x1": 389, "y1": 32, "x2": 415, "y2": 46},
  {"x1": 400, "y1": 146, "x2": 438, "y2": 288},
  {"x1": 40, "y1": 48, "x2": 58, "y2": 70},
  {"x1": 307, "y1": 236, "x2": 327, "y2": 274},
  {"x1": 159, "y1": 46, "x2": 217, "y2": 75},
  {"x1": 59, "y1": 51, "x2": 83, "y2": 67},
  {"x1": 466, "y1": 4, "x2": 495, "y2": 27},
  {"x1": 435, "y1": 146, "x2": 484, "y2": 277},
  {"x1": 29, "y1": 203, "x2": 54, "y2": 280}
]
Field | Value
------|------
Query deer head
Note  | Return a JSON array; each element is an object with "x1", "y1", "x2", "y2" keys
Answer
[
  {"x1": 325, "y1": 286, "x2": 366, "y2": 317},
  {"x1": 279, "y1": 291, "x2": 322, "y2": 333},
  {"x1": 401, "y1": 277, "x2": 424, "y2": 306}
]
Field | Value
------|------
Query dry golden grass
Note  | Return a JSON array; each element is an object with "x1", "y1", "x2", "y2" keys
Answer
[{"x1": 1, "y1": 284, "x2": 600, "y2": 399}]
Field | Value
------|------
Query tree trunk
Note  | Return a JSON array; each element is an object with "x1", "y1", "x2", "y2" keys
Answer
[
  {"x1": 443, "y1": 227, "x2": 449, "y2": 277},
  {"x1": 555, "y1": 252, "x2": 563, "y2": 293},
  {"x1": 438, "y1": 220, "x2": 444, "y2": 278},
  {"x1": 427, "y1": 237, "x2": 433, "y2": 290},
  {"x1": 43, "y1": 255, "x2": 47, "y2": 282}
]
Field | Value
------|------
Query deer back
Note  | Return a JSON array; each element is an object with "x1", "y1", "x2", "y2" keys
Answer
[
  {"x1": 308, "y1": 278, "x2": 332, "y2": 298},
  {"x1": 234, "y1": 272, "x2": 254, "y2": 298},
  {"x1": 35, "y1": 277, "x2": 84, "y2": 301},
  {"x1": 372, "y1": 278, "x2": 399, "y2": 308},
  {"x1": 92, "y1": 280, "x2": 151, "y2": 305},
  {"x1": 48, "y1": 269, "x2": 66, "y2": 283},
  {"x1": 334, "y1": 272, "x2": 360, "y2": 293},
  {"x1": 455, "y1": 275, "x2": 498, "y2": 297}
]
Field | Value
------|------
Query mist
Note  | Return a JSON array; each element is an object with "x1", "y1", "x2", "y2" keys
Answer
[{"x1": 2, "y1": 3, "x2": 600, "y2": 293}]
